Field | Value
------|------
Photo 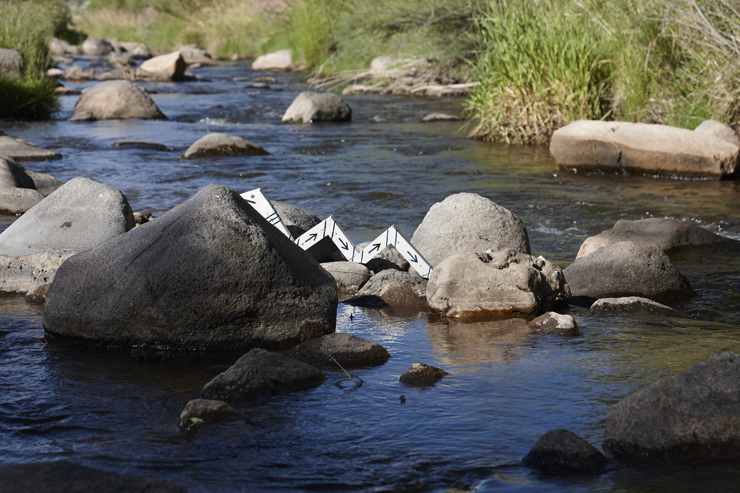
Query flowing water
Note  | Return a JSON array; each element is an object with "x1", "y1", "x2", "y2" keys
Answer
[{"x1": 0, "y1": 58, "x2": 739, "y2": 492}]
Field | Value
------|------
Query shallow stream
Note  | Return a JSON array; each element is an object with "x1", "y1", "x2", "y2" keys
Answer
[{"x1": 1, "y1": 59, "x2": 739, "y2": 492}]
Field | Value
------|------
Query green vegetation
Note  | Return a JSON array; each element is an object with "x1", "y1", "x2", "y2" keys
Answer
[{"x1": 0, "y1": 0, "x2": 68, "y2": 119}]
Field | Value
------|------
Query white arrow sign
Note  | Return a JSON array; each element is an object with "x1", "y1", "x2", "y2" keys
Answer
[{"x1": 241, "y1": 189, "x2": 433, "y2": 278}]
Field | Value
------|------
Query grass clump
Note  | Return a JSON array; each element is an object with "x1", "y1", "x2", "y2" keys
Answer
[{"x1": 0, "y1": 0, "x2": 64, "y2": 119}]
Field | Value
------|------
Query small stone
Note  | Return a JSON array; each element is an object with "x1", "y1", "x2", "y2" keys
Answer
[
  {"x1": 177, "y1": 398, "x2": 242, "y2": 430},
  {"x1": 399, "y1": 362, "x2": 448, "y2": 386},
  {"x1": 523, "y1": 429, "x2": 608, "y2": 473},
  {"x1": 529, "y1": 312, "x2": 581, "y2": 336}
]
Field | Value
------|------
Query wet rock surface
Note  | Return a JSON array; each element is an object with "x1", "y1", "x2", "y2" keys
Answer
[
  {"x1": 70, "y1": 80, "x2": 166, "y2": 121},
  {"x1": 564, "y1": 241, "x2": 694, "y2": 304},
  {"x1": 286, "y1": 332, "x2": 390, "y2": 368},
  {"x1": 604, "y1": 352, "x2": 740, "y2": 462},
  {"x1": 427, "y1": 249, "x2": 570, "y2": 318},
  {"x1": 180, "y1": 133, "x2": 269, "y2": 159},
  {"x1": 177, "y1": 398, "x2": 243, "y2": 430},
  {"x1": 0, "y1": 136, "x2": 62, "y2": 162},
  {"x1": 399, "y1": 362, "x2": 449, "y2": 386},
  {"x1": 282, "y1": 91, "x2": 352, "y2": 124},
  {"x1": 589, "y1": 296, "x2": 681, "y2": 317},
  {"x1": 528, "y1": 312, "x2": 580, "y2": 336},
  {"x1": 42, "y1": 184, "x2": 337, "y2": 351},
  {"x1": 201, "y1": 348, "x2": 325, "y2": 400},
  {"x1": 0, "y1": 460, "x2": 187, "y2": 493},
  {"x1": 523, "y1": 429, "x2": 609, "y2": 474},
  {"x1": 411, "y1": 192, "x2": 530, "y2": 267}
]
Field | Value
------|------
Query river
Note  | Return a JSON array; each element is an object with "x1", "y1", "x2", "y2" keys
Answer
[{"x1": 0, "y1": 58, "x2": 739, "y2": 492}]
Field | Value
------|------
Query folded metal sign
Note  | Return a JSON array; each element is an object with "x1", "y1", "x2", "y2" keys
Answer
[{"x1": 241, "y1": 188, "x2": 433, "y2": 278}]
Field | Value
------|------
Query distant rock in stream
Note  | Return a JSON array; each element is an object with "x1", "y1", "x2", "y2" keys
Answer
[
  {"x1": 82, "y1": 37, "x2": 114, "y2": 56},
  {"x1": 528, "y1": 312, "x2": 580, "y2": 336},
  {"x1": 589, "y1": 297, "x2": 681, "y2": 317},
  {"x1": 70, "y1": 80, "x2": 166, "y2": 121},
  {"x1": 180, "y1": 133, "x2": 269, "y2": 159},
  {"x1": 42, "y1": 184, "x2": 337, "y2": 350},
  {"x1": 177, "y1": 398, "x2": 243, "y2": 430},
  {"x1": 282, "y1": 91, "x2": 352, "y2": 124},
  {"x1": 0, "y1": 135, "x2": 61, "y2": 162},
  {"x1": 135, "y1": 51, "x2": 186, "y2": 81},
  {"x1": 252, "y1": 49, "x2": 292, "y2": 71},
  {"x1": 399, "y1": 362, "x2": 448, "y2": 386}
]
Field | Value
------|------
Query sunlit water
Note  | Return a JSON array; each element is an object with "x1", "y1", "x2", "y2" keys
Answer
[{"x1": 0, "y1": 58, "x2": 739, "y2": 492}]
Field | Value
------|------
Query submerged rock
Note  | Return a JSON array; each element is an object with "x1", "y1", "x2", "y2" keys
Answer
[
  {"x1": 177, "y1": 398, "x2": 243, "y2": 430},
  {"x1": 589, "y1": 297, "x2": 680, "y2": 317},
  {"x1": 411, "y1": 192, "x2": 530, "y2": 267},
  {"x1": 576, "y1": 218, "x2": 737, "y2": 259},
  {"x1": 0, "y1": 461, "x2": 187, "y2": 493},
  {"x1": 427, "y1": 249, "x2": 570, "y2": 318},
  {"x1": 252, "y1": 49, "x2": 292, "y2": 71},
  {"x1": 528, "y1": 312, "x2": 580, "y2": 336},
  {"x1": 399, "y1": 362, "x2": 448, "y2": 386},
  {"x1": 286, "y1": 332, "x2": 390, "y2": 368},
  {"x1": 354, "y1": 269, "x2": 427, "y2": 307},
  {"x1": 42, "y1": 184, "x2": 337, "y2": 351},
  {"x1": 0, "y1": 136, "x2": 62, "y2": 162},
  {"x1": 604, "y1": 352, "x2": 740, "y2": 462},
  {"x1": 564, "y1": 241, "x2": 694, "y2": 304},
  {"x1": 201, "y1": 348, "x2": 325, "y2": 400},
  {"x1": 523, "y1": 429, "x2": 608, "y2": 474},
  {"x1": 180, "y1": 133, "x2": 269, "y2": 159},
  {"x1": 550, "y1": 120, "x2": 739, "y2": 179},
  {"x1": 70, "y1": 80, "x2": 166, "y2": 121},
  {"x1": 282, "y1": 91, "x2": 352, "y2": 124}
]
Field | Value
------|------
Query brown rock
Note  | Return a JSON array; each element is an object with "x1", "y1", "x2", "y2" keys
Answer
[{"x1": 399, "y1": 362, "x2": 448, "y2": 386}]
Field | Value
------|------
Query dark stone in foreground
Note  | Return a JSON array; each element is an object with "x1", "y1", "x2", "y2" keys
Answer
[
  {"x1": 604, "y1": 352, "x2": 740, "y2": 463},
  {"x1": 42, "y1": 184, "x2": 337, "y2": 351},
  {"x1": 177, "y1": 398, "x2": 242, "y2": 430},
  {"x1": 523, "y1": 429, "x2": 608, "y2": 474},
  {"x1": 0, "y1": 460, "x2": 187, "y2": 493},
  {"x1": 399, "y1": 362, "x2": 448, "y2": 386},
  {"x1": 286, "y1": 332, "x2": 390, "y2": 368},
  {"x1": 201, "y1": 348, "x2": 325, "y2": 400}
]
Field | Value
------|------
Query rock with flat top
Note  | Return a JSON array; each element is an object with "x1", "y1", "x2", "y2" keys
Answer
[
  {"x1": 694, "y1": 119, "x2": 740, "y2": 146},
  {"x1": 411, "y1": 192, "x2": 530, "y2": 267},
  {"x1": 252, "y1": 49, "x2": 292, "y2": 71},
  {"x1": 282, "y1": 91, "x2": 352, "y2": 124},
  {"x1": 136, "y1": 51, "x2": 186, "y2": 81},
  {"x1": 201, "y1": 348, "x2": 325, "y2": 400},
  {"x1": 70, "y1": 80, "x2": 166, "y2": 121},
  {"x1": 0, "y1": 136, "x2": 61, "y2": 162},
  {"x1": 589, "y1": 296, "x2": 681, "y2": 317},
  {"x1": 286, "y1": 332, "x2": 390, "y2": 367},
  {"x1": 427, "y1": 249, "x2": 570, "y2": 318},
  {"x1": 604, "y1": 352, "x2": 740, "y2": 462},
  {"x1": 550, "y1": 120, "x2": 739, "y2": 179},
  {"x1": 180, "y1": 133, "x2": 269, "y2": 159}
]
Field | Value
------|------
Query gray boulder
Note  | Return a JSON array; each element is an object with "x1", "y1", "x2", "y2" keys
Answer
[
  {"x1": 62, "y1": 66, "x2": 94, "y2": 81},
  {"x1": 0, "y1": 461, "x2": 187, "y2": 493},
  {"x1": 427, "y1": 249, "x2": 570, "y2": 318},
  {"x1": 523, "y1": 429, "x2": 608, "y2": 473},
  {"x1": 0, "y1": 159, "x2": 63, "y2": 205},
  {"x1": 0, "y1": 156, "x2": 35, "y2": 190},
  {"x1": 177, "y1": 398, "x2": 243, "y2": 430},
  {"x1": 178, "y1": 43, "x2": 212, "y2": 65},
  {"x1": 0, "y1": 48, "x2": 24, "y2": 77},
  {"x1": 282, "y1": 91, "x2": 352, "y2": 124},
  {"x1": 0, "y1": 136, "x2": 62, "y2": 161},
  {"x1": 201, "y1": 348, "x2": 325, "y2": 400},
  {"x1": 252, "y1": 49, "x2": 292, "y2": 71},
  {"x1": 354, "y1": 269, "x2": 427, "y2": 307},
  {"x1": 694, "y1": 119, "x2": 740, "y2": 146},
  {"x1": 0, "y1": 177, "x2": 134, "y2": 258},
  {"x1": 82, "y1": 37, "x2": 114, "y2": 55},
  {"x1": 320, "y1": 261, "x2": 372, "y2": 292},
  {"x1": 119, "y1": 41, "x2": 151, "y2": 58},
  {"x1": 550, "y1": 120, "x2": 739, "y2": 179},
  {"x1": 42, "y1": 184, "x2": 337, "y2": 351},
  {"x1": 0, "y1": 250, "x2": 76, "y2": 295},
  {"x1": 48, "y1": 37, "x2": 80, "y2": 55},
  {"x1": 528, "y1": 312, "x2": 580, "y2": 336},
  {"x1": 589, "y1": 296, "x2": 680, "y2": 317},
  {"x1": 577, "y1": 218, "x2": 737, "y2": 259},
  {"x1": 135, "y1": 51, "x2": 186, "y2": 81},
  {"x1": 604, "y1": 352, "x2": 740, "y2": 462},
  {"x1": 399, "y1": 362, "x2": 448, "y2": 386},
  {"x1": 286, "y1": 332, "x2": 390, "y2": 367},
  {"x1": 180, "y1": 133, "x2": 269, "y2": 159},
  {"x1": 564, "y1": 241, "x2": 694, "y2": 304},
  {"x1": 70, "y1": 80, "x2": 166, "y2": 121},
  {"x1": 26, "y1": 170, "x2": 64, "y2": 196},
  {"x1": 0, "y1": 187, "x2": 45, "y2": 214},
  {"x1": 411, "y1": 193, "x2": 530, "y2": 267}
]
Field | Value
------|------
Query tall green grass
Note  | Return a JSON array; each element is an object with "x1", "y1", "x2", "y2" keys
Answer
[{"x1": 0, "y1": 0, "x2": 64, "y2": 119}]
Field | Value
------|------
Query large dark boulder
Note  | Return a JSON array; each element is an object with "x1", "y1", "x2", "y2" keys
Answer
[
  {"x1": 564, "y1": 241, "x2": 694, "y2": 304},
  {"x1": 282, "y1": 91, "x2": 352, "y2": 124},
  {"x1": 427, "y1": 249, "x2": 570, "y2": 318},
  {"x1": 42, "y1": 184, "x2": 337, "y2": 351},
  {"x1": 201, "y1": 348, "x2": 325, "y2": 400},
  {"x1": 70, "y1": 80, "x2": 166, "y2": 121},
  {"x1": 604, "y1": 352, "x2": 740, "y2": 462},
  {"x1": 411, "y1": 193, "x2": 530, "y2": 267},
  {"x1": 0, "y1": 461, "x2": 187, "y2": 493},
  {"x1": 523, "y1": 429, "x2": 608, "y2": 473}
]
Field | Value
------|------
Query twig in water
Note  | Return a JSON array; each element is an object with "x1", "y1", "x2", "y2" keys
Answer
[{"x1": 329, "y1": 355, "x2": 363, "y2": 388}]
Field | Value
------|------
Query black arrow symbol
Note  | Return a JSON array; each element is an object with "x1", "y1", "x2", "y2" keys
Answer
[
  {"x1": 369, "y1": 243, "x2": 380, "y2": 253},
  {"x1": 338, "y1": 238, "x2": 349, "y2": 250},
  {"x1": 407, "y1": 252, "x2": 418, "y2": 263},
  {"x1": 307, "y1": 233, "x2": 318, "y2": 242}
]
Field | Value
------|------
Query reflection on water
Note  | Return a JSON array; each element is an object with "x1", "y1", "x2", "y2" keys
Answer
[{"x1": 0, "y1": 59, "x2": 739, "y2": 492}]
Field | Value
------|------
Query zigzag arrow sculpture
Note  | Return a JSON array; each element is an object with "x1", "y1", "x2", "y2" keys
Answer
[{"x1": 241, "y1": 188, "x2": 433, "y2": 279}]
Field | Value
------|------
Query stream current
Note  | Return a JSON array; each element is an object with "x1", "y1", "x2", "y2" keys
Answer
[{"x1": 1, "y1": 59, "x2": 739, "y2": 492}]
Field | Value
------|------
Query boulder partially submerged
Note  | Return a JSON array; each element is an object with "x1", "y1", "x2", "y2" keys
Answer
[
  {"x1": 42, "y1": 184, "x2": 337, "y2": 350},
  {"x1": 201, "y1": 348, "x2": 325, "y2": 400},
  {"x1": 528, "y1": 312, "x2": 580, "y2": 336},
  {"x1": 399, "y1": 362, "x2": 448, "y2": 386},
  {"x1": 589, "y1": 297, "x2": 681, "y2": 317},
  {"x1": 0, "y1": 135, "x2": 61, "y2": 162},
  {"x1": 177, "y1": 399, "x2": 243, "y2": 430},
  {"x1": 550, "y1": 120, "x2": 739, "y2": 179},
  {"x1": 70, "y1": 80, "x2": 166, "y2": 121},
  {"x1": 252, "y1": 49, "x2": 292, "y2": 71},
  {"x1": 286, "y1": 332, "x2": 390, "y2": 368},
  {"x1": 427, "y1": 249, "x2": 570, "y2": 318},
  {"x1": 0, "y1": 157, "x2": 62, "y2": 214},
  {"x1": 523, "y1": 429, "x2": 608, "y2": 474},
  {"x1": 282, "y1": 91, "x2": 352, "y2": 124},
  {"x1": 180, "y1": 133, "x2": 269, "y2": 159},
  {"x1": 604, "y1": 352, "x2": 740, "y2": 462},
  {"x1": 411, "y1": 193, "x2": 530, "y2": 267},
  {"x1": 564, "y1": 241, "x2": 694, "y2": 304},
  {"x1": 135, "y1": 51, "x2": 186, "y2": 81}
]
